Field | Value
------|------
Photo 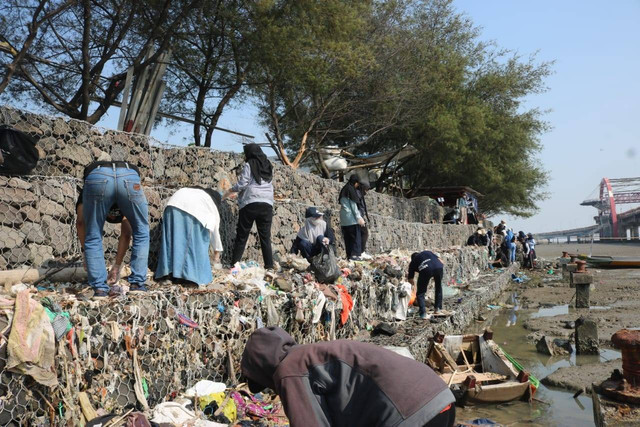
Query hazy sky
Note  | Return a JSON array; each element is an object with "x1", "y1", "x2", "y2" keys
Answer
[
  {"x1": 98, "y1": 0, "x2": 640, "y2": 233},
  {"x1": 453, "y1": 0, "x2": 640, "y2": 232}
]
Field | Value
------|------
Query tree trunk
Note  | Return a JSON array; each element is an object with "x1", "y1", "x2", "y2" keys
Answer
[
  {"x1": 79, "y1": 0, "x2": 92, "y2": 119},
  {"x1": 193, "y1": 86, "x2": 207, "y2": 146}
]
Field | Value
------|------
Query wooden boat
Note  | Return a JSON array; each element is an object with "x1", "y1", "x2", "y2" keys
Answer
[
  {"x1": 586, "y1": 255, "x2": 640, "y2": 268},
  {"x1": 426, "y1": 330, "x2": 537, "y2": 405}
]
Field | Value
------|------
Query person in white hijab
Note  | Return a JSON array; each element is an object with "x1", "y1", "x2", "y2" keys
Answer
[{"x1": 290, "y1": 207, "x2": 335, "y2": 260}]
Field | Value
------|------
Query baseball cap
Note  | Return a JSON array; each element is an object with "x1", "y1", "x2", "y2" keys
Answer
[{"x1": 305, "y1": 207, "x2": 324, "y2": 218}]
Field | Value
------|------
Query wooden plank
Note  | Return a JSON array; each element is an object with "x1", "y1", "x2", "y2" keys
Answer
[
  {"x1": 134, "y1": 50, "x2": 170, "y2": 134},
  {"x1": 117, "y1": 67, "x2": 133, "y2": 131},
  {"x1": 126, "y1": 46, "x2": 154, "y2": 130},
  {"x1": 144, "y1": 80, "x2": 165, "y2": 136},
  {"x1": 440, "y1": 372, "x2": 508, "y2": 385}
]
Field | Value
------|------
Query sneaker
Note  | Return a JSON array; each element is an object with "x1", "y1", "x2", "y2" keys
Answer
[
  {"x1": 360, "y1": 252, "x2": 373, "y2": 260},
  {"x1": 420, "y1": 313, "x2": 428, "y2": 320},
  {"x1": 350, "y1": 256, "x2": 363, "y2": 262},
  {"x1": 93, "y1": 289, "x2": 109, "y2": 299},
  {"x1": 129, "y1": 283, "x2": 148, "y2": 294}
]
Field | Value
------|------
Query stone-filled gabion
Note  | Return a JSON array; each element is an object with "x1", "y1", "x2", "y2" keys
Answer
[{"x1": 0, "y1": 105, "x2": 476, "y2": 270}]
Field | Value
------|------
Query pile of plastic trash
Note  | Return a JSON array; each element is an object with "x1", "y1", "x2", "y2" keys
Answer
[{"x1": 0, "y1": 247, "x2": 489, "y2": 425}]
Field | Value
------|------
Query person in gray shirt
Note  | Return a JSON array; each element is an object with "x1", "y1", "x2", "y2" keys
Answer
[{"x1": 223, "y1": 144, "x2": 274, "y2": 268}]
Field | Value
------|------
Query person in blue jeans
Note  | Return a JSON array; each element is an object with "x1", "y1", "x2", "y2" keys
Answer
[
  {"x1": 290, "y1": 207, "x2": 335, "y2": 261},
  {"x1": 82, "y1": 161, "x2": 149, "y2": 298},
  {"x1": 407, "y1": 251, "x2": 444, "y2": 319},
  {"x1": 505, "y1": 229, "x2": 516, "y2": 263}
]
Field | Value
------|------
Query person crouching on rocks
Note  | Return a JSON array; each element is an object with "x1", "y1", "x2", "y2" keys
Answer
[
  {"x1": 290, "y1": 207, "x2": 335, "y2": 261},
  {"x1": 241, "y1": 326, "x2": 456, "y2": 427}
]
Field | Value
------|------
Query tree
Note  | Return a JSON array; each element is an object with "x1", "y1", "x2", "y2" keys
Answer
[
  {"x1": 254, "y1": 0, "x2": 551, "y2": 216},
  {"x1": 251, "y1": 0, "x2": 385, "y2": 168},
  {"x1": 162, "y1": 0, "x2": 256, "y2": 147},
  {"x1": 0, "y1": 0, "x2": 202, "y2": 123},
  {"x1": 0, "y1": 0, "x2": 76, "y2": 94}
]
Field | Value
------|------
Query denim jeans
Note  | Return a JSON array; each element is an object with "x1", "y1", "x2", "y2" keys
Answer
[
  {"x1": 509, "y1": 242, "x2": 516, "y2": 263},
  {"x1": 83, "y1": 165, "x2": 149, "y2": 291}
]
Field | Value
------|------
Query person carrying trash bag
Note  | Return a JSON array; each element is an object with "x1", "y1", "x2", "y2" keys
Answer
[
  {"x1": 241, "y1": 326, "x2": 456, "y2": 427},
  {"x1": 407, "y1": 250, "x2": 444, "y2": 319},
  {"x1": 81, "y1": 161, "x2": 149, "y2": 298},
  {"x1": 290, "y1": 207, "x2": 335, "y2": 261}
]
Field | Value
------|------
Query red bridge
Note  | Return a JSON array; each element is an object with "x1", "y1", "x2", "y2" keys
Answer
[{"x1": 581, "y1": 177, "x2": 640, "y2": 238}]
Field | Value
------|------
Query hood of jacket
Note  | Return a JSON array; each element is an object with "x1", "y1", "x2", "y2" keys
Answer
[{"x1": 241, "y1": 327, "x2": 297, "y2": 392}]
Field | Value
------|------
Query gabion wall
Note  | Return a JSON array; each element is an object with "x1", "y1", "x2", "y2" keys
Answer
[{"x1": 0, "y1": 105, "x2": 476, "y2": 270}]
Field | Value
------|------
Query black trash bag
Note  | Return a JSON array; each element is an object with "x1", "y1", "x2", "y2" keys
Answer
[
  {"x1": 310, "y1": 246, "x2": 340, "y2": 284},
  {"x1": 0, "y1": 126, "x2": 39, "y2": 175}
]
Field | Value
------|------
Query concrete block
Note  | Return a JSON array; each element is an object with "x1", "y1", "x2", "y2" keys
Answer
[
  {"x1": 575, "y1": 316, "x2": 599, "y2": 355},
  {"x1": 570, "y1": 272, "x2": 593, "y2": 285},
  {"x1": 575, "y1": 283, "x2": 590, "y2": 308}
]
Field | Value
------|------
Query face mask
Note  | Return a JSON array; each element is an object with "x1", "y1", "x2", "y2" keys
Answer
[{"x1": 310, "y1": 217, "x2": 322, "y2": 226}]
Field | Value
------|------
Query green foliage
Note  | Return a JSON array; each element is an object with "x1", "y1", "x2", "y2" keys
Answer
[
  {"x1": 0, "y1": 0, "x2": 552, "y2": 215},
  {"x1": 252, "y1": 0, "x2": 551, "y2": 217}
]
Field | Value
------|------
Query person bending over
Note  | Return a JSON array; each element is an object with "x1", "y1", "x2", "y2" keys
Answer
[
  {"x1": 80, "y1": 161, "x2": 149, "y2": 298},
  {"x1": 241, "y1": 327, "x2": 455, "y2": 427},
  {"x1": 407, "y1": 250, "x2": 444, "y2": 318}
]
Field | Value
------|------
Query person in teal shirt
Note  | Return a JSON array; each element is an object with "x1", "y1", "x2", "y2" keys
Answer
[{"x1": 339, "y1": 175, "x2": 365, "y2": 260}]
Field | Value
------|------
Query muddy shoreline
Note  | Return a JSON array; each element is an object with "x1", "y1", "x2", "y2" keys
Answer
[{"x1": 451, "y1": 243, "x2": 640, "y2": 426}]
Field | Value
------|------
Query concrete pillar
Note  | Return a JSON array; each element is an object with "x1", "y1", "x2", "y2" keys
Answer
[
  {"x1": 566, "y1": 263, "x2": 578, "y2": 286},
  {"x1": 575, "y1": 316, "x2": 599, "y2": 355},
  {"x1": 571, "y1": 272, "x2": 593, "y2": 308}
]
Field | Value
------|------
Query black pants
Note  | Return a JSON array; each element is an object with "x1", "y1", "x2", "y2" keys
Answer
[
  {"x1": 231, "y1": 202, "x2": 274, "y2": 268},
  {"x1": 341, "y1": 224, "x2": 362, "y2": 259},
  {"x1": 290, "y1": 235, "x2": 325, "y2": 261},
  {"x1": 417, "y1": 267, "x2": 444, "y2": 314},
  {"x1": 361, "y1": 225, "x2": 369, "y2": 253}
]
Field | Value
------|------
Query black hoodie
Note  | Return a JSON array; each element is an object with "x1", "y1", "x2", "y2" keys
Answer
[{"x1": 241, "y1": 327, "x2": 454, "y2": 427}]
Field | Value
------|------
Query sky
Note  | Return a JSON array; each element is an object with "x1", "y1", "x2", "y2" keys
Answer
[
  {"x1": 452, "y1": 0, "x2": 640, "y2": 233},
  {"x1": 94, "y1": 0, "x2": 640, "y2": 234}
]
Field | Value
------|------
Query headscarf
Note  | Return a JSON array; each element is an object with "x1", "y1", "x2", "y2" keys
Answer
[
  {"x1": 338, "y1": 174, "x2": 360, "y2": 203},
  {"x1": 243, "y1": 144, "x2": 272, "y2": 184},
  {"x1": 191, "y1": 186, "x2": 222, "y2": 212},
  {"x1": 297, "y1": 216, "x2": 327, "y2": 243}
]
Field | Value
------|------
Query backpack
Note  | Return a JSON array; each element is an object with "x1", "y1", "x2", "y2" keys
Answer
[{"x1": 0, "y1": 126, "x2": 39, "y2": 175}]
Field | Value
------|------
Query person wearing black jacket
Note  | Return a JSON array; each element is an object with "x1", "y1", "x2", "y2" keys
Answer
[
  {"x1": 290, "y1": 207, "x2": 335, "y2": 261},
  {"x1": 241, "y1": 327, "x2": 456, "y2": 427}
]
